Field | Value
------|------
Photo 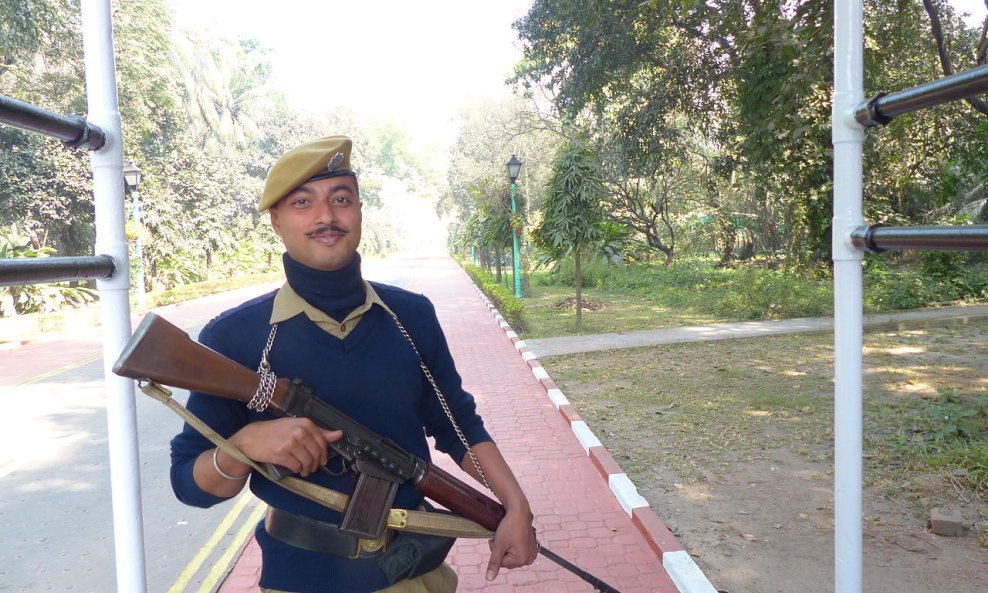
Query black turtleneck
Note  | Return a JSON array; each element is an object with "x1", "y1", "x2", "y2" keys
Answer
[{"x1": 282, "y1": 252, "x2": 366, "y2": 322}]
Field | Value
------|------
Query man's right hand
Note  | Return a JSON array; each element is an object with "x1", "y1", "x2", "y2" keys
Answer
[
  {"x1": 194, "y1": 418, "x2": 342, "y2": 498},
  {"x1": 230, "y1": 418, "x2": 342, "y2": 477}
]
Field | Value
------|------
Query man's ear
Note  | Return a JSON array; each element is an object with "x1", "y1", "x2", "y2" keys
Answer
[{"x1": 269, "y1": 208, "x2": 282, "y2": 236}]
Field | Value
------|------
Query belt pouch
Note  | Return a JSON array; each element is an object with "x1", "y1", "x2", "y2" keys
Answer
[{"x1": 376, "y1": 529, "x2": 456, "y2": 585}]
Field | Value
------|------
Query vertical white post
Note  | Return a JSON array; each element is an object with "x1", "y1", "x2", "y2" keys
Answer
[
  {"x1": 832, "y1": 1, "x2": 865, "y2": 593},
  {"x1": 80, "y1": 1, "x2": 147, "y2": 592}
]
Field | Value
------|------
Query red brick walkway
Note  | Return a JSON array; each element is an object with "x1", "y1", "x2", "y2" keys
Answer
[{"x1": 219, "y1": 253, "x2": 682, "y2": 593}]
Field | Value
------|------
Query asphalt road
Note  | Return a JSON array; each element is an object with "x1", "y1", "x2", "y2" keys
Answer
[
  {"x1": 0, "y1": 256, "x2": 414, "y2": 593},
  {"x1": 0, "y1": 318, "x2": 253, "y2": 593}
]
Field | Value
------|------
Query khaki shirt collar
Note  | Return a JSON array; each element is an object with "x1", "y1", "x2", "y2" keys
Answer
[{"x1": 270, "y1": 280, "x2": 394, "y2": 339}]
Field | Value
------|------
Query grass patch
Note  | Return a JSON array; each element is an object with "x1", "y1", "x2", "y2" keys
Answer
[
  {"x1": 522, "y1": 284, "x2": 721, "y2": 337},
  {"x1": 519, "y1": 255, "x2": 988, "y2": 339},
  {"x1": 142, "y1": 271, "x2": 283, "y2": 309},
  {"x1": 543, "y1": 317, "x2": 988, "y2": 532}
]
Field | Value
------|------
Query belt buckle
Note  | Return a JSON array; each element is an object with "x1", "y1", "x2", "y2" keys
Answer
[{"x1": 358, "y1": 533, "x2": 389, "y2": 555}]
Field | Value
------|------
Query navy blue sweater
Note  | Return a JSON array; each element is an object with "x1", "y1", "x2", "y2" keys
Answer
[{"x1": 169, "y1": 271, "x2": 492, "y2": 592}]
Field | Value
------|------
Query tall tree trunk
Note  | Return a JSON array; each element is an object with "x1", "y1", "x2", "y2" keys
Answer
[
  {"x1": 494, "y1": 244, "x2": 503, "y2": 282},
  {"x1": 574, "y1": 245, "x2": 583, "y2": 331}
]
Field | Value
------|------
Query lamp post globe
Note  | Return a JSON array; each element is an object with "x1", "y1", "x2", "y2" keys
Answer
[
  {"x1": 123, "y1": 162, "x2": 145, "y2": 308},
  {"x1": 505, "y1": 155, "x2": 524, "y2": 298},
  {"x1": 123, "y1": 162, "x2": 142, "y2": 189}
]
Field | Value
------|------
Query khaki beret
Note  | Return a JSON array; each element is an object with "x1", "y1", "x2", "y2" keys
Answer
[{"x1": 258, "y1": 135, "x2": 356, "y2": 212}]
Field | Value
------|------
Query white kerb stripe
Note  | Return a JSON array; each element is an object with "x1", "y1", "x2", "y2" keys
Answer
[
  {"x1": 608, "y1": 473, "x2": 649, "y2": 516},
  {"x1": 522, "y1": 351, "x2": 536, "y2": 361},
  {"x1": 663, "y1": 550, "x2": 719, "y2": 593},
  {"x1": 547, "y1": 388, "x2": 569, "y2": 408},
  {"x1": 514, "y1": 340, "x2": 527, "y2": 350},
  {"x1": 570, "y1": 421, "x2": 601, "y2": 454},
  {"x1": 532, "y1": 366, "x2": 550, "y2": 380},
  {"x1": 505, "y1": 330, "x2": 518, "y2": 339}
]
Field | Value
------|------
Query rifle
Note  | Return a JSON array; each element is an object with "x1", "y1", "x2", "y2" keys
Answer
[{"x1": 114, "y1": 313, "x2": 622, "y2": 593}]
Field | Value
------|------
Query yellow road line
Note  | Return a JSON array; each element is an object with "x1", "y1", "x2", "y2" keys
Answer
[
  {"x1": 167, "y1": 490, "x2": 259, "y2": 593},
  {"x1": 196, "y1": 501, "x2": 268, "y2": 593},
  {"x1": 13, "y1": 316, "x2": 211, "y2": 386},
  {"x1": 17, "y1": 353, "x2": 104, "y2": 385}
]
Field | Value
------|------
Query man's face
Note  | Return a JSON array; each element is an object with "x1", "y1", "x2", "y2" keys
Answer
[{"x1": 269, "y1": 175, "x2": 362, "y2": 271}]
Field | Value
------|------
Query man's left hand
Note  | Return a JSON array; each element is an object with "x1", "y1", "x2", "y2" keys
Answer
[{"x1": 486, "y1": 507, "x2": 538, "y2": 580}]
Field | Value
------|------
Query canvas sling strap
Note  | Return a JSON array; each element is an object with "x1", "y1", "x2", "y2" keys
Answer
[{"x1": 139, "y1": 380, "x2": 495, "y2": 540}]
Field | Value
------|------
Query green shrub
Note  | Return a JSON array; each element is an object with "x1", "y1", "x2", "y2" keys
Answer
[
  {"x1": 457, "y1": 260, "x2": 525, "y2": 330},
  {"x1": 536, "y1": 257, "x2": 616, "y2": 289},
  {"x1": 922, "y1": 390, "x2": 987, "y2": 443},
  {"x1": 145, "y1": 272, "x2": 282, "y2": 309},
  {"x1": 863, "y1": 255, "x2": 988, "y2": 311}
]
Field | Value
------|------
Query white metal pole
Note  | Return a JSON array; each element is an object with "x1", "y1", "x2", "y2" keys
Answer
[
  {"x1": 80, "y1": 1, "x2": 148, "y2": 592},
  {"x1": 832, "y1": 1, "x2": 865, "y2": 593}
]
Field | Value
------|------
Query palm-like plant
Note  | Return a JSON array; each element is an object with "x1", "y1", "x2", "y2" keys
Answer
[{"x1": 171, "y1": 32, "x2": 273, "y2": 151}]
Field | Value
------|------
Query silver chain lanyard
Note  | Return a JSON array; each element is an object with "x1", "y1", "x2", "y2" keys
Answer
[
  {"x1": 386, "y1": 310, "x2": 493, "y2": 492},
  {"x1": 248, "y1": 324, "x2": 279, "y2": 412}
]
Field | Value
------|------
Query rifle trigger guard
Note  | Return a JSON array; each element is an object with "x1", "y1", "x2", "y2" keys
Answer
[{"x1": 387, "y1": 509, "x2": 408, "y2": 529}]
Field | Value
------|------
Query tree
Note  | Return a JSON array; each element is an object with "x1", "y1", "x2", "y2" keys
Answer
[
  {"x1": 441, "y1": 97, "x2": 561, "y2": 291},
  {"x1": 513, "y1": 0, "x2": 987, "y2": 267},
  {"x1": 532, "y1": 139, "x2": 607, "y2": 330},
  {"x1": 451, "y1": 179, "x2": 515, "y2": 280},
  {"x1": 171, "y1": 32, "x2": 273, "y2": 151},
  {"x1": 597, "y1": 120, "x2": 709, "y2": 265}
]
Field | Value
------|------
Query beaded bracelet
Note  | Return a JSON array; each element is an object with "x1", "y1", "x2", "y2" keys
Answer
[{"x1": 212, "y1": 448, "x2": 250, "y2": 480}]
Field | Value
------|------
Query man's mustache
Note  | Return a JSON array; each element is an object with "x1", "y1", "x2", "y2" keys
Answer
[{"x1": 305, "y1": 224, "x2": 348, "y2": 239}]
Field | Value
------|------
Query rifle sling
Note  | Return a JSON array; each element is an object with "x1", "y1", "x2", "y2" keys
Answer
[{"x1": 140, "y1": 381, "x2": 494, "y2": 540}]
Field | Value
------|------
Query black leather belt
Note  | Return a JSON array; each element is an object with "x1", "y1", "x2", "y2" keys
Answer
[{"x1": 265, "y1": 507, "x2": 391, "y2": 559}]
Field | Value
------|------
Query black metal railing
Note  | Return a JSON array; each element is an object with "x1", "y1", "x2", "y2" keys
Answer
[
  {"x1": 0, "y1": 255, "x2": 116, "y2": 287},
  {"x1": 0, "y1": 94, "x2": 114, "y2": 287},
  {"x1": 0, "y1": 94, "x2": 105, "y2": 150},
  {"x1": 855, "y1": 64, "x2": 988, "y2": 127},
  {"x1": 851, "y1": 224, "x2": 988, "y2": 253}
]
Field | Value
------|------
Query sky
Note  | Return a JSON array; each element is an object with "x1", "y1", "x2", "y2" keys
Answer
[
  {"x1": 167, "y1": 0, "x2": 988, "y2": 153},
  {"x1": 164, "y1": 0, "x2": 988, "y2": 248},
  {"x1": 167, "y1": 0, "x2": 534, "y2": 154},
  {"x1": 954, "y1": 0, "x2": 988, "y2": 25}
]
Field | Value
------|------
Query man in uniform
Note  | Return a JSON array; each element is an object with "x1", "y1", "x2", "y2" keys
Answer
[{"x1": 170, "y1": 135, "x2": 538, "y2": 593}]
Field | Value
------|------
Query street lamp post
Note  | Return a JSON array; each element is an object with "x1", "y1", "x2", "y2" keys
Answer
[
  {"x1": 123, "y1": 162, "x2": 144, "y2": 308},
  {"x1": 505, "y1": 155, "x2": 524, "y2": 298}
]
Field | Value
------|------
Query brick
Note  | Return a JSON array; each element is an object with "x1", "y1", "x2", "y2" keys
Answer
[
  {"x1": 929, "y1": 507, "x2": 965, "y2": 536},
  {"x1": 589, "y1": 446, "x2": 624, "y2": 478},
  {"x1": 633, "y1": 508, "x2": 684, "y2": 556},
  {"x1": 558, "y1": 404, "x2": 581, "y2": 424}
]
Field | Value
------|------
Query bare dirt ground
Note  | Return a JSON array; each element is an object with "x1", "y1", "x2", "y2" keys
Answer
[{"x1": 543, "y1": 317, "x2": 988, "y2": 593}]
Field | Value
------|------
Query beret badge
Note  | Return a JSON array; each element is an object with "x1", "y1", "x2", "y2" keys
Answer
[{"x1": 326, "y1": 152, "x2": 345, "y2": 174}]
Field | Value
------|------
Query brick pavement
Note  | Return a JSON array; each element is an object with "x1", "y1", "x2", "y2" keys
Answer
[
  {"x1": 0, "y1": 253, "x2": 705, "y2": 592},
  {"x1": 217, "y1": 253, "x2": 691, "y2": 593}
]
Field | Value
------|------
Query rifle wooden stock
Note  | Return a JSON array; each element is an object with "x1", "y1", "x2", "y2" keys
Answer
[
  {"x1": 113, "y1": 313, "x2": 294, "y2": 415},
  {"x1": 113, "y1": 313, "x2": 506, "y2": 533}
]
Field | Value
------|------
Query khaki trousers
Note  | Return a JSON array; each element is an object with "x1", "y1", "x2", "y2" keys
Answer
[{"x1": 261, "y1": 563, "x2": 457, "y2": 593}]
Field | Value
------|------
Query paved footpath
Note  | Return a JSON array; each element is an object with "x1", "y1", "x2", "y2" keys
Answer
[
  {"x1": 0, "y1": 251, "x2": 704, "y2": 593},
  {"x1": 218, "y1": 252, "x2": 691, "y2": 593}
]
